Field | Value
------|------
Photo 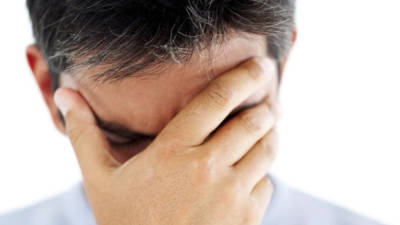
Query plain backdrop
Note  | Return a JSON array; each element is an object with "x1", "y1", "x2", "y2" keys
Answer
[{"x1": 0, "y1": 1, "x2": 399, "y2": 225}]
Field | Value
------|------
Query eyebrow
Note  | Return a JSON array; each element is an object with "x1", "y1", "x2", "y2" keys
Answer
[
  {"x1": 94, "y1": 114, "x2": 157, "y2": 139},
  {"x1": 93, "y1": 102, "x2": 259, "y2": 140}
]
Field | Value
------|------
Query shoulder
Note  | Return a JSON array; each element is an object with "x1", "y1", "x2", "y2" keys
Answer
[
  {"x1": 0, "y1": 183, "x2": 96, "y2": 225},
  {"x1": 263, "y1": 176, "x2": 385, "y2": 225},
  {"x1": 0, "y1": 178, "x2": 386, "y2": 225}
]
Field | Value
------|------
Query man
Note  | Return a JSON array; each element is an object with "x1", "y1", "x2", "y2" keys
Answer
[{"x1": 0, "y1": 0, "x2": 383, "y2": 225}]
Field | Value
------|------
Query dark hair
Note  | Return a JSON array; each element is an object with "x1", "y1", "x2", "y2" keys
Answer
[{"x1": 27, "y1": 0, "x2": 295, "y2": 88}]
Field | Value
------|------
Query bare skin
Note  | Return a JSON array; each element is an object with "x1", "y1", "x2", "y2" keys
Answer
[
  {"x1": 54, "y1": 56, "x2": 279, "y2": 225},
  {"x1": 27, "y1": 34, "x2": 282, "y2": 164}
]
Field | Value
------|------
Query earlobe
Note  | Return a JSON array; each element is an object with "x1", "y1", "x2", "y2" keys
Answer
[{"x1": 26, "y1": 44, "x2": 67, "y2": 135}]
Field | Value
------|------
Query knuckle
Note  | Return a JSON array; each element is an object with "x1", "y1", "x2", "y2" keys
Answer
[
  {"x1": 259, "y1": 138, "x2": 271, "y2": 156},
  {"x1": 159, "y1": 136, "x2": 185, "y2": 154},
  {"x1": 198, "y1": 151, "x2": 216, "y2": 171},
  {"x1": 192, "y1": 151, "x2": 218, "y2": 182},
  {"x1": 67, "y1": 124, "x2": 85, "y2": 147},
  {"x1": 157, "y1": 145, "x2": 178, "y2": 160},
  {"x1": 260, "y1": 131, "x2": 278, "y2": 159},
  {"x1": 64, "y1": 112, "x2": 97, "y2": 149},
  {"x1": 261, "y1": 177, "x2": 274, "y2": 193},
  {"x1": 241, "y1": 58, "x2": 265, "y2": 80},
  {"x1": 267, "y1": 144, "x2": 278, "y2": 162},
  {"x1": 155, "y1": 141, "x2": 188, "y2": 163},
  {"x1": 206, "y1": 81, "x2": 234, "y2": 109},
  {"x1": 222, "y1": 189, "x2": 240, "y2": 207},
  {"x1": 222, "y1": 176, "x2": 243, "y2": 203},
  {"x1": 237, "y1": 110, "x2": 264, "y2": 133}
]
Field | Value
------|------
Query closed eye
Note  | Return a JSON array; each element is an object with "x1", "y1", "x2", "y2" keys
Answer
[{"x1": 102, "y1": 129, "x2": 139, "y2": 145}]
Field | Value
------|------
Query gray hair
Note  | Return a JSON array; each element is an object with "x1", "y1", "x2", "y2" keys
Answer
[{"x1": 27, "y1": 0, "x2": 296, "y2": 85}]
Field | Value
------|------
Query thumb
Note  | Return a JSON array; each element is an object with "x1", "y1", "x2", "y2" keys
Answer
[{"x1": 54, "y1": 88, "x2": 118, "y2": 180}]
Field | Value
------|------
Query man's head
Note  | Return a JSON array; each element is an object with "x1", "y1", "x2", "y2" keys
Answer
[{"x1": 26, "y1": 0, "x2": 296, "y2": 162}]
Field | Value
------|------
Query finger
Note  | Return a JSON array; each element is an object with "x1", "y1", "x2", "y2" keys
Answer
[
  {"x1": 265, "y1": 82, "x2": 280, "y2": 120},
  {"x1": 235, "y1": 129, "x2": 277, "y2": 192},
  {"x1": 201, "y1": 103, "x2": 276, "y2": 166},
  {"x1": 54, "y1": 88, "x2": 119, "y2": 180},
  {"x1": 250, "y1": 176, "x2": 274, "y2": 214},
  {"x1": 157, "y1": 57, "x2": 276, "y2": 148}
]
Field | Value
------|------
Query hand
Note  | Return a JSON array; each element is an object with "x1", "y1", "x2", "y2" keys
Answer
[{"x1": 54, "y1": 56, "x2": 279, "y2": 225}]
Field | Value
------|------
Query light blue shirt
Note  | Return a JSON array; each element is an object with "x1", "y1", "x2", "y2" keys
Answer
[{"x1": 0, "y1": 176, "x2": 384, "y2": 225}]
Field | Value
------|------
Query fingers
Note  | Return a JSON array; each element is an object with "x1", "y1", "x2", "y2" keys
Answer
[
  {"x1": 201, "y1": 103, "x2": 276, "y2": 166},
  {"x1": 54, "y1": 88, "x2": 119, "y2": 180},
  {"x1": 235, "y1": 129, "x2": 278, "y2": 192},
  {"x1": 250, "y1": 176, "x2": 274, "y2": 213},
  {"x1": 244, "y1": 176, "x2": 274, "y2": 225},
  {"x1": 157, "y1": 57, "x2": 276, "y2": 148}
]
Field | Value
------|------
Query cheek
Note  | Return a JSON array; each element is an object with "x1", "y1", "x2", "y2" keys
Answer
[{"x1": 110, "y1": 138, "x2": 154, "y2": 164}]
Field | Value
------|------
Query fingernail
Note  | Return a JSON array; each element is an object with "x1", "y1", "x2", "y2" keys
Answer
[{"x1": 54, "y1": 89, "x2": 70, "y2": 116}]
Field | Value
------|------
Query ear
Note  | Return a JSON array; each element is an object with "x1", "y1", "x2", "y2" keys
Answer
[
  {"x1": 26, "y1": 44, "x2": 67, "y2": 135},
  {"x1": 279, "y1": 28, "x2": 298, "y2": 79}
]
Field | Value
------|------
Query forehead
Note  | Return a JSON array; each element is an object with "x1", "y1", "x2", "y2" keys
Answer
[{"x1": 61, "y1": 33, "x2": 269, "y2": 135}]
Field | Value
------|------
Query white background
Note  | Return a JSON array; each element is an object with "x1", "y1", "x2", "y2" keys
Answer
[{"x1": 0, "y1": 1, "x2": 399, "y2": 225}]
